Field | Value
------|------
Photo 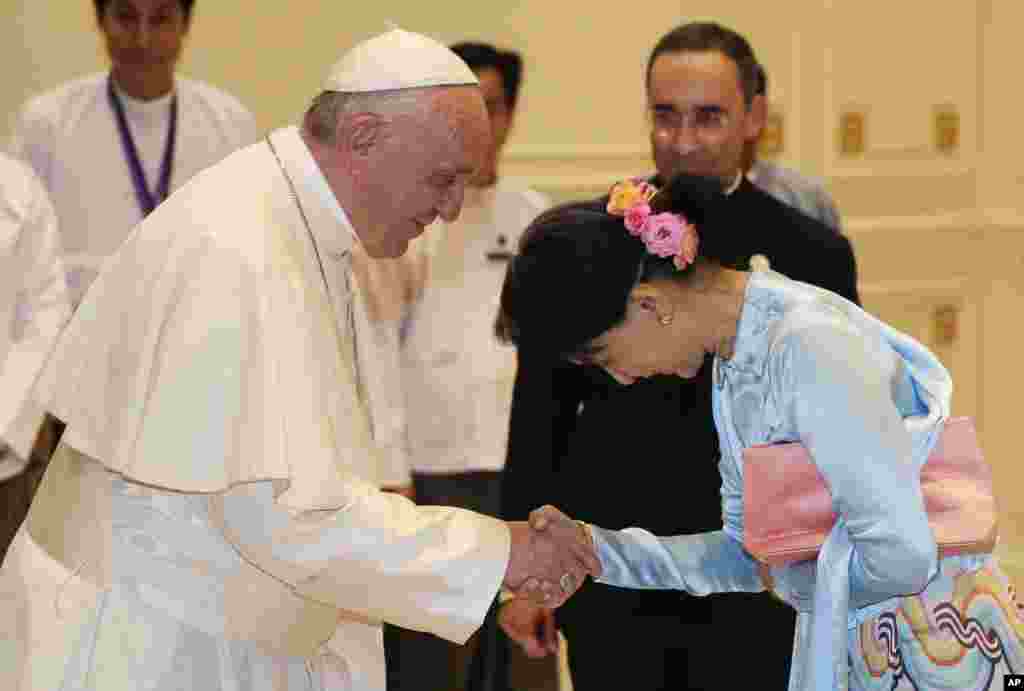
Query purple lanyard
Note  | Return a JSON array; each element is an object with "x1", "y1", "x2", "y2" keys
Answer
[{"x1": 107, "y1": 75, "x2": 178, "y2": 217}]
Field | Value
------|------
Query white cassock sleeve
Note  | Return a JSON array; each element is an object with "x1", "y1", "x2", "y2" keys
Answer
[{"x1": 212, "y1": 478, "x2": 510, "y2": 644}]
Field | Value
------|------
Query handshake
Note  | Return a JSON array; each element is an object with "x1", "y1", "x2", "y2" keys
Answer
[
  {"x1": 501, "y1": 505, "x2": 598, "y2": 658},
  {"x1": 503, "y1": 505, "x2": 600, "y2": 607}
]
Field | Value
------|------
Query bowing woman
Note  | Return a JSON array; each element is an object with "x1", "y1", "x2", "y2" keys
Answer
[{"x1": 495, "y1": 173, "x2": 1024, "y2": 690}]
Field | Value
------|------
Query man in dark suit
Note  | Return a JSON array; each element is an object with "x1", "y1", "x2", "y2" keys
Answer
[{"x1": 497, "y1": 22, "x2": 858, "y2": 690}]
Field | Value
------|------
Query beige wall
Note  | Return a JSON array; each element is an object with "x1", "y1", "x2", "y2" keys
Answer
[
  {"x1": 4, "y1": 1, "x2": 1022, "y2": 563},
  {"x1": 3, "y1": 1, "x2": 1020, "y2": 198}
]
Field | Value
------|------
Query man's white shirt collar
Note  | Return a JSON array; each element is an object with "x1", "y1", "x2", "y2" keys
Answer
[{"x1": 268, "y1": 125, "x2": 358, "y2": 257}]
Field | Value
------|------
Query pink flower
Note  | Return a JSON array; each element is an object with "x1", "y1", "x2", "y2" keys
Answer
[
  {"x1": 673, "y1": 222, "x2": 699, "y2": 269},
  {"x1": 641, "y1": 213, "x2": 687, "y2": 258},
  {"x1": 606, "y1": 178, "x2": 699, "y2": 271},
  {"x1": 624, "y1": 203, "x2": 650, "y2": 235}
]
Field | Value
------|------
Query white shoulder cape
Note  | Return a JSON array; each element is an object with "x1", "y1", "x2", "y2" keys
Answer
[{"x1": 33, "y1": 135, "x2": 375, "y2": 511}]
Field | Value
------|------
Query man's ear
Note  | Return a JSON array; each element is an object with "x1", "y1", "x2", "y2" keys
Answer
[{"x1": 746, "y1": 93, "x2": 768, "y2": 141}]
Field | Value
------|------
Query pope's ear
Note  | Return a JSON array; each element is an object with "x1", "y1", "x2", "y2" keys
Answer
[{"x1": 339, "y1": 113, "x2": 384, "y2": 157}]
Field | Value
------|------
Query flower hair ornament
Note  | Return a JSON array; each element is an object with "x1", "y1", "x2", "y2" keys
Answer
[{"x1": 606, "y1": 178, "x2": 698, "y2": 270}]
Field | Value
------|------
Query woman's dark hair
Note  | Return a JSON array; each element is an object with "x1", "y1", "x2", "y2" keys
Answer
[
  {"x1": 496, "y1": 174, "x2": 741, "y2": 360},
  {"x1": 94, "y1": 0, "x2": 196, "y2": 22}
]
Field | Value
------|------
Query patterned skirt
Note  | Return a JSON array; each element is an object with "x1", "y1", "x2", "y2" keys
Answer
[{"x1": 849, "y1": 556, "x2": 1024, "y2": 690}]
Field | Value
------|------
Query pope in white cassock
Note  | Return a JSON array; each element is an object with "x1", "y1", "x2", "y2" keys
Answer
[{"x1": 0, "y1": 29, "x2": 599, "y2": 691}]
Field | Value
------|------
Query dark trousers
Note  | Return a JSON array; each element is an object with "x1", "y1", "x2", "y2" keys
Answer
[
  {"x1": 557, "y1": 584, "x2": 795, "y2": 690},
  {"x1": 0, "y1": 415, "x2": 63, "y2": 564},
  {"x1": 386, "y1": 470, "x2": 555, "y2": 691}
]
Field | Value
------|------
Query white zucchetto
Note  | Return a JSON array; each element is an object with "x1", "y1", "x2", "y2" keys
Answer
[{"x1": 323, "y1": 28, "x2": 479, "y2": 93}]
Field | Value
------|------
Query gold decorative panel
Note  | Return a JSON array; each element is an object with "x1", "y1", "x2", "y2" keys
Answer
[
  {"x1": 838, "y1": 110, "x2": 866, "y2": 157},
  {"x1": 933, "y1": 105, "x2": 960, "y2": 155}
]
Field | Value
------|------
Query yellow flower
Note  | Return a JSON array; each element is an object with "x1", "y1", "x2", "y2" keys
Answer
[
  {"x1": 607, "y1": 180, "x2": 647, "y2": 215},
  {"x1": 607, "y1": 179, "x2": 658, "y2": 215}
]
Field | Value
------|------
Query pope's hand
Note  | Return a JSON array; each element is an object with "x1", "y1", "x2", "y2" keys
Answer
[
  {"x1": 498, "y1": 598, "x2": 558, "y2": 658},
  {"x1": 504, "y1": 506, "x2": 600, "y2": 607},
  {"x1": 528, "y1": 504, "x2": 599, "y2": 567},
  {"x1": 521, "y1": 504, "x2": 601, "y2": 604}
]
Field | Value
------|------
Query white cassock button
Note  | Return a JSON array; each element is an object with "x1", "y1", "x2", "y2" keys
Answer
[{"x1": 749, "y1": 254, "x2": 771, "y2": 272}]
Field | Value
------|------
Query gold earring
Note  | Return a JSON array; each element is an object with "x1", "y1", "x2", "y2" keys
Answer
[{"x1": 659, "y1": 315, "x2": 673, "y2": 326}]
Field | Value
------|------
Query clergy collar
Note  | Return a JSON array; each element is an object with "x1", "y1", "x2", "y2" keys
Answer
[
  {"x1": 746, "y1": 160, "x2": 783, "y2": 188},
  {"x1": 268, "y1": 125, "x2": 357, "y2": 257},
  {"x1": 723, "y1": 170, "x2": 743, "y2": 196},
  {"x1": 745, "y1": 162, "x2": 762, "y2": 185}
]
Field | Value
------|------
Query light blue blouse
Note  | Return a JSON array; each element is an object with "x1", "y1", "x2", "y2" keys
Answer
[{"x1": 589, "y1": 270, "x2": 958, "y2": 690}]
